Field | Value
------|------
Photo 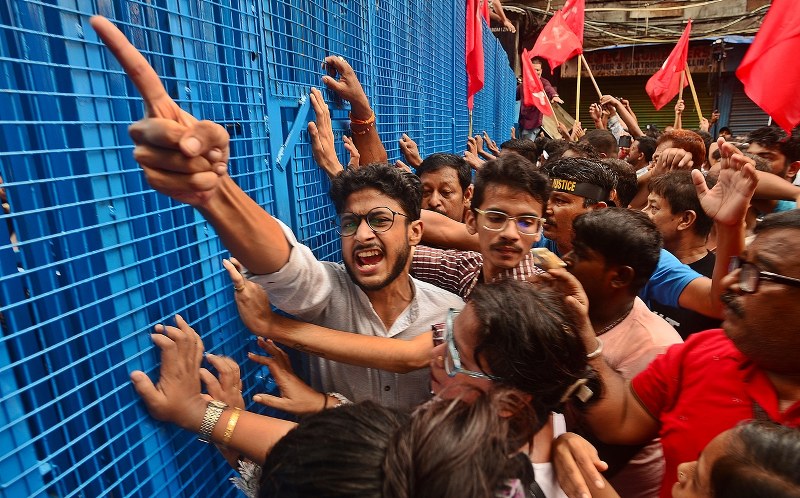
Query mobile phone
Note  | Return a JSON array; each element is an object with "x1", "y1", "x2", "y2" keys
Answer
[
  {"x1": 531, "y1": 248, "x2": 567, "y2": 270},
  {"x1": 618, "y1": 135, "x2": 632, "y2": 148}
]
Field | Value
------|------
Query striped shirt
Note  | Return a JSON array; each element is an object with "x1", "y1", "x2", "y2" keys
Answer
[{"x1": 410, "y1": 245, "x2": 544, "y2": 300}]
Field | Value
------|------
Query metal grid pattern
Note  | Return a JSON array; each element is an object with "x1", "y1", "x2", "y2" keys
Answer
[{"x1": 0, "y1": 1, "x2": 516, "y2": 496}]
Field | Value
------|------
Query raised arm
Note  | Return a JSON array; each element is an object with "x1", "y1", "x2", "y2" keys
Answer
[
  {"x1": 600, "y1": 95, "x2": 643, "y2": 138},
  {"x1": 91, "y1": 16, "x2": 290, "y2": 274},
  {"x1": 680, "y1": 139, "x2": 756, "y2": 317},
  {"x1": 673, "y1": 99, "x2": 684, "y2": 130},
  {"x1": 419, "y1": 210, "x2": 481, "y2": 251},
  {"x1": 399, "y1": 133, "x2": 423, "y2": 168},
  {"x1": 321, "y1": 56, "x2": 388, "y2": 164},
  {"x1": 750, "y1": 169, "x2": 800, "y2": 203}
]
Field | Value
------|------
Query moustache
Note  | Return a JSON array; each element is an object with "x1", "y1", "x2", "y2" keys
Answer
[
  {"x1": 490, "y1": 243, "x2": 521, "y2": 252},
  {"x1": 353, "y1": 243, "x2": 382, "y2": 252},
  {"x1": 721, "y1": 292, "x2": 744, "y2": 318}
]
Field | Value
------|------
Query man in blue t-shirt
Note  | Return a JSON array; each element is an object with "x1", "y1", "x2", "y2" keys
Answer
[{"x1": 538, "y1": 158, "x2": 717, "y2": 315}]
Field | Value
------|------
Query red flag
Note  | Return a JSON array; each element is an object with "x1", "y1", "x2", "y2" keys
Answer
[
  {"x1": 466, "y1": 0, "x2": 490, "y2": 110},
  {"x1": 562, "y1": 0, "x2": 585, "y2": 44},
  {"x1": 530, "y1": 10, "x2": 582, "y2": 72},
  {"x1": 645, "y1": 21, "x2": 691, "y2": 110},
  {"x1": 736, "y1": 0, "x2": 800, "y2": 133},
  {"x1": 521, "y1": 48, "x2": 553, "y2": 116}
]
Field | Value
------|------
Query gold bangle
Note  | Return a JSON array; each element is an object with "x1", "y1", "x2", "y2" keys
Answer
[{"x1": 222, "y1": 407, "x2": 242, "y2": 446}]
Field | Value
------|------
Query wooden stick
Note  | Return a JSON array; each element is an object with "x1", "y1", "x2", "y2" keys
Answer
[
  {"x1": 580, "y1": 54, "x2": 602, "y2": 99},
  {"x1": 684, "y1": 63, "x2": 703, "y2": 122},
  {"x1": 576, "y1": 55, "x2": 582, "y2": 123},
  {"x1": 674, "y1": 71, "x2": 685, "y2": 129}
]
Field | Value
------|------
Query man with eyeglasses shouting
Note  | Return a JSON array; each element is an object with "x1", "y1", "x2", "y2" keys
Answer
[{"x1": 90, "y1": 17, "x2": 463, "y2": 411}]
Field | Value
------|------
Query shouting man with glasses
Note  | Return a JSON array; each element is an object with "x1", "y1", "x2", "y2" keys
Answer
[{"x1": 246, "y1": 163, "x2": 463, "y2": 410}]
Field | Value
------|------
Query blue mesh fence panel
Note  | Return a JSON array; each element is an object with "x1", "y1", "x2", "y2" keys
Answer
[{"x1": 0, "y1": 1, "x2": 515, "y2": 496}]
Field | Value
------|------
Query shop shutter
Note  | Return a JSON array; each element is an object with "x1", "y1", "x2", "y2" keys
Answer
[
  {"x1": 558, "y1": 75, "x2": 714, "y2": 135},
  {"x1": 727, "y1": 79, "x2": 770, "y2": 139}
]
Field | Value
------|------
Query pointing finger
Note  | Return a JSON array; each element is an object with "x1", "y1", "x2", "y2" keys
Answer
[{"x1": 90, "y1": 16, "x2": 195, "y2": 124}]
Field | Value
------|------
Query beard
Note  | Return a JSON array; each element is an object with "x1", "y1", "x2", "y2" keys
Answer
[{"x1": 345, "y1": 242, "x2": 412, "y2": 292}]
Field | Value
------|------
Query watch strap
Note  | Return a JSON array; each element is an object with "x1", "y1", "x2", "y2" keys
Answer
[{"x1": 198, "y1": 401, "x2": 227, "y2": 443}]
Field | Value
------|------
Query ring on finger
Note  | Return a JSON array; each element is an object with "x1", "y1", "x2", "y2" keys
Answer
[{"x1": 234, "y1": 284, "x2": 245, "y2": 292}]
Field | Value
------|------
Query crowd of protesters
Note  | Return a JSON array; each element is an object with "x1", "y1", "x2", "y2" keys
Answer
[{"x1": 89, "y1": 14, "x2": 800, "y2": 498}]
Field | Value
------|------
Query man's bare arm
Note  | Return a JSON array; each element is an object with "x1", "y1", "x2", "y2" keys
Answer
[
  {"x1": 92, "y1": 16, "x2": 290, "y2": 275},
  {"x1": 419, "y1": 210, "x2": 481, "y2": 251},
  {"x1": 546, "y1": 269, "x2": 661, "y2": 445},
  {"x1": 678, "y1": 140, "x2": 756, "y2": 318},
  {"x1": 224, "y1": 259, "x2": 433, "y2": 373}
]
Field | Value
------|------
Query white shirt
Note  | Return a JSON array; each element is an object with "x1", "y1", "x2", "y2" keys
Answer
[{"x1": 532, "y1": 413, "x2": 569, "y2": 498}]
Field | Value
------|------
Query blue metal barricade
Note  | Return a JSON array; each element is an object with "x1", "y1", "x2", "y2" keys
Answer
[{"x1": 0, "y1": 1, "x2": 515, "y2": 496}]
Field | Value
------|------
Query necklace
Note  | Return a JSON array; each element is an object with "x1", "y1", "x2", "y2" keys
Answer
[{"x1": 596, "y1": 305, "x2": 633, "y2": 336}]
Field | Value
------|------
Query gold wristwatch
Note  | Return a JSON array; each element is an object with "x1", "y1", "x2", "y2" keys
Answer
[{"x1": 198, "y1": 399, "x2": 228, "y2": 443}]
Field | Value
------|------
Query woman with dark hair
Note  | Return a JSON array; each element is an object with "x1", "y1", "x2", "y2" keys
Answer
[
  {"x1": 259, "y1": 388, "x2": 536, "y2": 498},
  {"x1": 224, "y1": 264, "x2": 601, "y2": 497},
  {"x1": 130, "y1": 315, "x2": 539, "y2": 498},
  {"x1": 429, "y1": 277, "x2": 602, "y2": 498}
]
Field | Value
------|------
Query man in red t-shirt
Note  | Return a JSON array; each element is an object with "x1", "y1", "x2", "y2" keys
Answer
[{"x1": 562, "y1": 209, "x2": 800, "y2": 498}]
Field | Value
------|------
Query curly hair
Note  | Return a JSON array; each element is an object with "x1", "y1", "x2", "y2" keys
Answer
[{"x1": 329, "y1": 163, "x2": 422, "y2": 220}]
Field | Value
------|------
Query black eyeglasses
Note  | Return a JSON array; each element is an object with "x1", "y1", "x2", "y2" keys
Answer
[
  {"x1": 729, "y1": 256, "x2": 800, "y2": 294},
  {"x1": 336, "y1": 207, "x2": 408, "y2": 237}
]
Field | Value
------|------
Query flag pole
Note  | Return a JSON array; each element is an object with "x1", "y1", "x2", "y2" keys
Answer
[
  {"x1": 684, "y1": 63, "x2": 703, "y2": 122},
  {"x1": 469, "y1": 109, "x2": 474, "y2": 137},
  {"x1": 674, "y1": 71, "x2": 685, "y2": 129},
  {"x1": 576, "y1": 55, "x2": 582, "y2": 123},
  {"x1": 580, "y1": 54, "x2": 603, "y2": 99}
]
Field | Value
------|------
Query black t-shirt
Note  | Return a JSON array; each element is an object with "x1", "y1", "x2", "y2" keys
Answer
[{"x1": 649, "y1": 251, "x2": 722, "y2": 340}]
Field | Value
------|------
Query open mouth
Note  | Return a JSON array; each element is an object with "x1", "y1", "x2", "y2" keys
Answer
[{"x1": 355, "y1": 248, "x2": 384, "y2": 268}]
